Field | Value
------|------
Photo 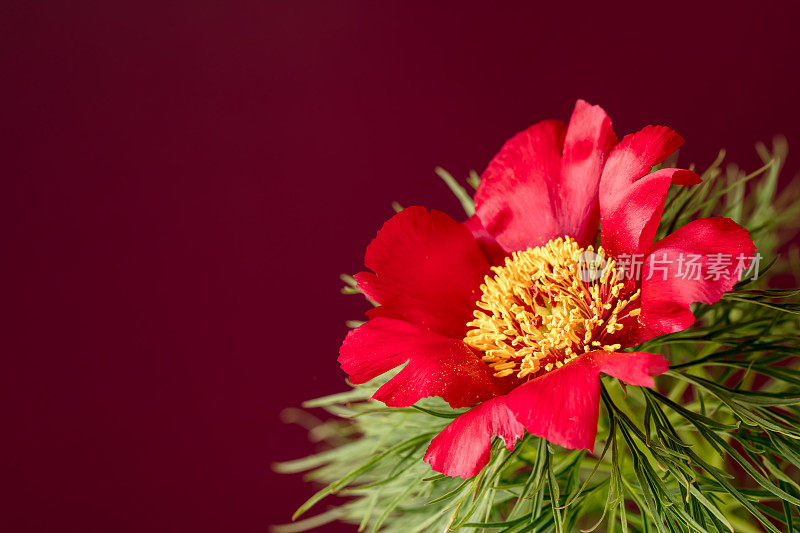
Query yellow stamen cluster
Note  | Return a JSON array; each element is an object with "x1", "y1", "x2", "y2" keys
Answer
[{"x1": 463, "y1": 237, "x2": 640, "y2": 379}]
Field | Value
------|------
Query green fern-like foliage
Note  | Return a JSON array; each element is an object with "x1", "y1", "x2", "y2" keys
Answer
[{"x1": 274, "y1": 139, "x2": 800, "y2": 533}]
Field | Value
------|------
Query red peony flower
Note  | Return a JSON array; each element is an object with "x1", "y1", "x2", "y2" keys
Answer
[{"x1": 339, "y1": 100, "x2": 755, "y2": 478}]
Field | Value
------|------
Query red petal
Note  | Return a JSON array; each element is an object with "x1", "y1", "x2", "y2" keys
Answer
[
  {"x1": 559, "y1": 100, "x2": 617, "y2": 246},
  {"x1": 356, "y1": 206, "x2": 490, "y2": 339},
  {"x1": 423, "y1": 395, "x2": 524, "y2": 478},
  {"x1": 640, "y1": 217, "x2": 755, "y2": 336},
  {"x1": 600, "y1": 125, "x2": 685, "y2": 206},
  {"x1": 505, "y1": 351, "x2": 667, "y2": 450},
  {"x1": 474, "y1": 119, "x2": 567, "y2": 251},
  {"x1": 339, "y1": 317, "x2": 507, "y2": 408},
  {"x1": 423, "y1": 351, "x2": 667, "y2": 477},
  {"x1": 601, "y1": 168, "x2": 701, "y2": 258},
  {"x1": 589, "y1": 351, "x2": 669, "y2": 387},
  {"x1": 475, "y1": 101, "x2": 619, "y2": 252},
  {"x1": 463, "y1": 215, "x2": 507, "y2": 266},
  {"x1": 504, "y1": 356, "x2": 602, "y2": 450}
]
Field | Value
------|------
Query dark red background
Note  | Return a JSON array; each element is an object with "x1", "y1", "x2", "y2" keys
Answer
[{"x1": 3, "y1": 2, "x2": 799, "y2": 532}]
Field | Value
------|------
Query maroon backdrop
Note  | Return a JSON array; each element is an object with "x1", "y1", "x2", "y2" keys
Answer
[{"x1": 3, "y1": 2, "x2": 799, "y2": 532}]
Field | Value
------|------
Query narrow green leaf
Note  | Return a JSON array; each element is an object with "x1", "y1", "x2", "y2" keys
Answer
[{"x1": 434, "y1": 167, "x2": 475, "y2": 216}]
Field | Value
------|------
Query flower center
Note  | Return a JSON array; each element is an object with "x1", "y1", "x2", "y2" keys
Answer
[{"x1": 463, "y1": 237, "x2": 640, "y2": 379}]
